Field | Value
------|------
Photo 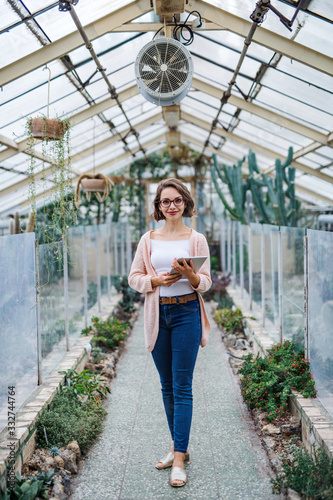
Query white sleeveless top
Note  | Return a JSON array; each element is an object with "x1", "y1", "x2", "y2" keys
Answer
[{"x1": 150, "y1": 239, "x2": 194, "y2": 297}]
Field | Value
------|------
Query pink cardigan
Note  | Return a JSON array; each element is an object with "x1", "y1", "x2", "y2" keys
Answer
[{"x1": 128, "y1": 229, "x2": 212, "y2": 352}]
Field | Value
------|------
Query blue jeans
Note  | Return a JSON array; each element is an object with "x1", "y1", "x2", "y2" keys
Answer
[{"x1": 151, "y1": 298, "x2": 201, "y2": 453}]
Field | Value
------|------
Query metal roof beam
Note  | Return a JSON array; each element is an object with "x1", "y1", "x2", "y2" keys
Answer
[
  {"x1": 187, "y1": 0, "x2": 333, "y2": 76},
  {"x1": 181, "y1": 111, "x2": 333, "y2": 185},
  {"x1": 0, "y1": 0, "x2": 150, "y2": 86},
  {"x1": 192, "y1": 78, "x2": 329, "y2": 145}
]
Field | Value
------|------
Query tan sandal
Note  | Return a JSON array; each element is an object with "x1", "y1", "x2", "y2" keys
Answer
[
  {"x1": 155, "y1": 451, "x2": 189, "y2": 470},
  {"x1": 170, "y1": 466, "x2": 187, "y2": 487}
]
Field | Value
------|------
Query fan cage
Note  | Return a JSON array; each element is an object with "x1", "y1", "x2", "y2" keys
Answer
[{"x1": 135, "y1": 37, "x2": 193, "y2": 105}]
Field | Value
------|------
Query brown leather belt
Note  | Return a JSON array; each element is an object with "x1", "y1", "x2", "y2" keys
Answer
[{"x1": 159, "y1": 292, "x2": 198, "y2": 305}]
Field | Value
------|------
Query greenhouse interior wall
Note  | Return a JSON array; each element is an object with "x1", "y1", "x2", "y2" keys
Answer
[
  {"x1": 220, "y1": 219, "x2": 333, "y2": 419},
  {"x1": 0, "y1": 221, "x2": 132, "y2": 435}
]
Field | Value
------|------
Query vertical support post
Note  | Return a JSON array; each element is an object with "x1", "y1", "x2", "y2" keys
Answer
[
  {"x1": 106, "y1": 224, "x2": 111, "y2": 299},
  {"x1": 35, "y1": 239, "x2": 42, "y2": 385},
  {"x1": 248, "y1": 225, "x2": 253, "y2": 311},
  {"x1": 114, "y1": 224, "x2": 119, "y2": 276},
  {"x1": 240, "y1": 222, "x2": 244, "y2": 298},
  {"x1": 120, "y1": 223, "x2": 126, "y2": 276},
  {"x1": 126, "y1": 221, "x2": 132, "y2": 274},
  {"x1": 304, "y1": 234, "x2": 309, "y2": 360},
  {"x1": 232, "y1": 222, "x2": 236, "y2": 288},
  {"x1": 63, "y1": 234, "x2": 70, "y2": 351},
  {"x1": 83, "y1": 227, "x2": 88, "y2": 328},
  {"x1": 261, "y1": 224, "x2": 265, "y2": 327},
  {"x1": 278, "y1": 228, "x2": 283, "y2": 343},
  {"x1": 96, "y1": 226, "x2": 101, "y2": 313},
  {"x1": 227, "y1": 219, "x2": 231, "y2": 273}
]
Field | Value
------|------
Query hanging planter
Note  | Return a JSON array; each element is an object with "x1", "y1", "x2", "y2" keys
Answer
[
  {"x1": 28, "y1": 117, "x2": 69, "y2": 141},
  {"x1": 75, "y1": 173, "x2": 114, "y2": 208}
]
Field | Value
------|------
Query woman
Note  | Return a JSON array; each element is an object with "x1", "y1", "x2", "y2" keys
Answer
[{"x1": 128, "y1": 178, "x2": 211, "y2": 488}]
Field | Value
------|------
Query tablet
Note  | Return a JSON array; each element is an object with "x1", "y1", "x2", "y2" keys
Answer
[{"x1": 169, "y1": 256, "x2": 208, "y2": 275}]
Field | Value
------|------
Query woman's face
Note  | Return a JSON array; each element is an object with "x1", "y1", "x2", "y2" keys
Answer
[{"x1": 159, "y1": 187, "x2": 185, "y2": 221}]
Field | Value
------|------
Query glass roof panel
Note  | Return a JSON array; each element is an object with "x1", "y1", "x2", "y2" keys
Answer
[
  {"x1": 0, "y1": 22, "x2": 42, "y2": 66},
  {"x1": 0, "y1": 3, "x2": 21, "y2": 30}
]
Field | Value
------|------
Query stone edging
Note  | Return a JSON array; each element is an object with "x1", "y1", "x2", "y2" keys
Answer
[
  {"x1": 227, "y1": 287, "x2": 333, "y2": 460},
  {"x1": 0, "y1": 293, "x2": 125, "y2": 494}
]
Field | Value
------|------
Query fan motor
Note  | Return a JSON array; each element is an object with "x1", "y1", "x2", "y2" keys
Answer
[{"x1": 135, "y1": 37, "x2": 193, "y2": 106}]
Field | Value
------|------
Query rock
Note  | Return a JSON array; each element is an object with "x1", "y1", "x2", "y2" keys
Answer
[
  {"x1": 269, "y1": 456, "x2": 281, "y2": 472},
  {"x1": 281, "y1": 423, "x2": 300, "y2": 435},
  {"x1": 43, "y1": 456, "x2": 55, "y2": 468},
  {"x1": 287, "y1": 488, "x2": 302, "y2": 499},
  {"x1": 67, "y1": 441, "x2": 81, "y2": 461},
  {"x1": 262, "y1": 436, "x2": 277, "y2": 453},
  {"x1": 234, "y1": 338, "x2": 251, "y2": 350},
  {"x1": 100, "y1": 366, "x2": 115, "y2": 378},
  {"x1": 262, "y1": 423, "x2": 281, "y2": 435},
  {"x1": 226, "y1": 334, "x2": 237, "y2": 347},
  {"x1": 52, "y1": 482, "x2": 68, "y2": 500},
  {"x1": 59, "y1": 450, "x2": 77, "y2": 474},
  {"x1": 54, "y1": 455, "x2": 65, "y2": 468}
]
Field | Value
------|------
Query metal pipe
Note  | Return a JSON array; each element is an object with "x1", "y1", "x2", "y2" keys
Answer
[
  {"x1": 198, "y1": 21, "x2": 258, "y2": 161},
  {"x1": 69, "y1": 6, "x2": 146, "y2": 156}
]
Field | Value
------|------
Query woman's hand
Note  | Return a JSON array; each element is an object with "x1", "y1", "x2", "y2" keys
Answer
[
  {"x1": 151, "y1": 271, "x2": 182, "y2": 288},
  {"x1": 171, "y1": 258, "x2": 200, "y2": 288}
]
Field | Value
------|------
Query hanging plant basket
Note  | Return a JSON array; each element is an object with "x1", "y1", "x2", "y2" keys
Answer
[
  {"x1": 75, "y1": 173, "x2": 114, "y2": 208},
  {"x1": 28, "y1": 117, "x2": 69, "y2": 141}
]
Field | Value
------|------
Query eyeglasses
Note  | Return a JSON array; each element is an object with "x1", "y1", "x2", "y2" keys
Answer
[{"x1": 159, "y1": 197, "x2": 185, "y2": 209}]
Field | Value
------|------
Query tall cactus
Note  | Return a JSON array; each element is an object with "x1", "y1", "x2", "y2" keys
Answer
[
  {"x1": 212, "y1": 147, "x2": 300, "y2": 227},
  {"x1": 211, "y1": 154, "x2": 247, "y2": 223}
]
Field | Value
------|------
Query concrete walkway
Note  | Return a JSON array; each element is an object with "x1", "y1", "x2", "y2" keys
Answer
[{"x1": 70, "y1": 304, "x2": 280, "y2": 500}]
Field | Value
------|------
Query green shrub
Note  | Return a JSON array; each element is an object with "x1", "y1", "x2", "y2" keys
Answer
[
  {"x1": 239, "y1": 340, "x2": 317, "y2": 422},
  {"x1": 36, "y1": 391, "x2": 106, "y2": 455},
  {"x1": 271, "y1": 444, "x2": 333, "y2": 499},
  {"x1": 58, "y1": 368, "x2": 111, "y2": 401},
  {"x1": 91, "y1": 346, "x2": 107, "y2": 363},
  {"x1": 82, "y1": 316, "x2": 129, "y2": 349},
  {"x1": 213, "y1": 307, "x2": 244, "y2": 333}
]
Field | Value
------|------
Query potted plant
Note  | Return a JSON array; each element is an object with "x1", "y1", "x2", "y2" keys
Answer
[
  {"x1": 75, "y1": 173, "x2": 114, "y2": 208},
  {"x1": 28, "y1": 116, "x2": 69, "y2": 141}
]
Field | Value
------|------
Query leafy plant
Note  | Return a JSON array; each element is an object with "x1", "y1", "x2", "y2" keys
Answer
[
  {"x1": 271, "y1": 444, "x2": 333, "y2": 499},
  {"x1": 58, "y1": 368, "x2": 110, "y2": 401},
  {"x1": 239, "y1": 340, "x2": 317, "y2": 422},
  {"x1": 4, "y1": 469, "x2": 56, "y2": 499},
  {"x1": 213, "y1": 307, "x2": 245, "y2": 333},
  {"x1": 84, "y1": 316, "x2": 129, "y2": 349},
  {"x1": 91, "y1": 347, "x2": 107, "y2": 364},
  {"x1": 48, "y1": 446, "x2": 60, "y2": 457},
  {"x1": 36, "y1": 390, "x2": 106, "y2": 454}
]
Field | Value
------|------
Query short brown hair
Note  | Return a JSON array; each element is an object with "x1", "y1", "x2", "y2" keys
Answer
[{"x1": 151, "y1": 178, "x2": 197, "y2": 222}]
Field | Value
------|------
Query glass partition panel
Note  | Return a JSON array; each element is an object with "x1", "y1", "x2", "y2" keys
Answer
[
  {"x1": 39, "y1": 241, "x2": 66, "y2": 379},
  {"x1": 98, "y1": 224, "x2": 110, "y2": 297},
  {"x1": 308, "y1": 229, "x2": 333, "y2": 417},
  {"x1": 263, "y1": 225, "x2": 279, "y2": 342},
  {"x1": 235, "y1": 222, "x2": 240, "y2": 287},
  {"x1": 243, "y1": 224, "x2": 249, "y2": 295},
  {"x1": 85, "y1": 225, "x2": 99, "y2": 317},
  {"x1": 281, "y1": 226, "x2": 305, "y2": 350},
  {"x1": 67, "y1": 227, "x2": 85, "y2": 347},
  {"x1": 250, "y1": 223, "x2": 262, "y2": 318},
  {"x1": 0, "y1": 233, "x2": 37, "y2": 433}
]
